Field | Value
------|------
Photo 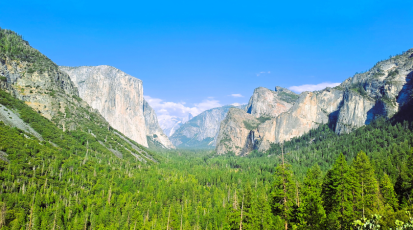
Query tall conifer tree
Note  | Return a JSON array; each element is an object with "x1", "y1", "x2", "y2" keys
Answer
[
  {"x1": 271, "y1": 144, "x2": 296, "y2": 230},
  {"x1": 322, "y1": 153, "x2": 354, "y2": 229},
  {"x1": 380, "y1": 173, "x2": 399, "y2": 210},
  {"x1": 352, "y1": 151, "x2": 382, "y2": 218},
  {"x1": 297, "y1": 164, "x2": 326, "y2": 229}
]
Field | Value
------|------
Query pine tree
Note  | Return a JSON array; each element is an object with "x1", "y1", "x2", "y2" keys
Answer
[
  {"x1": 380, "y1": 173, "x2": 399, "y2": 210},
  {"x1": 252, "y1": 192, "x2": 273, "y2": 230},
  {"x1": 242, "y1": 183, "x2": 254, "y2": 230},
  {"x1": 322, "y1": 153, "x2": 354, "y2": 229},
  {"x1": 297, "y1": 164, "x2": 326, "y2": 229},
  {"x1": 352, "y1": 151, "x2": 382, "y2": 218},
  {"x1": 271, "y1": 144, "x2": 296, "y2": 230},
  {"x1": 225, "y1": 190, "x2": 241, "y2": 230}
]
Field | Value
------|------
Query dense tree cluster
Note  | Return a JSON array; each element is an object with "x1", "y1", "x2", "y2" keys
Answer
[
  {"x1": 2, "y1": 87, "x2": 413, "y2": 229},
  {"x1": 1, "y1": 27, "x2": 413, "y2": 229}
]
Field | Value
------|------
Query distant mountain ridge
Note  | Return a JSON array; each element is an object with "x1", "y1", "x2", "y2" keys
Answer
[
  {"x1": 160, "y1": 113, "x2": 193, "y2": 137},
  {"x1": 169, "y1": 104, "x2": 245, "y2": 149}
]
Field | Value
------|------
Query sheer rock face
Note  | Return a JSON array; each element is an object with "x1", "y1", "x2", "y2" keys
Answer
[
  {"x1": 143, "y1": 99, "x2": 175, "y2": 149},
  {"x1": 215, "y1": 90, "x2": 341, "y2": 155},
  {"x1": 60, "y1": 66, "x2": 149, "y2": 147},
  {"x1": 335, "y1": 49, "x2": 413, "y2": 134},
  {"x1": 246, "y1": 87, "x2": 297, "y2": 118},
  {"x1": 216, "y1": 48, "x2": 413, "y2": 155},
  {"x1": 258, "y1": 88, "x2": 344, "y2": 151},
  {"x1": 216, "y1": 87, "x2": 300, "y2": 155},
  {"x1": 169, "y1": 105, "x2": 240, "y2": 149},
  {"x1": 215, "y1": 108, "x2": 261, "y2": 155}
]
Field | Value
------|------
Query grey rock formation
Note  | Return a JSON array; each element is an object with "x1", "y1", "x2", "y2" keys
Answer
[
  {"x1": 0, "y1": 150, "x2": 8, "y2": 163},
  {"x1": 335, "y1": 50, "x2": 413, "y2": 134},
  {"x1": 143, "y1": 99, "x2": 175, "y2": 149},
  {"x1": 216, "y1": 87, "x2": 301, "y2": 155},
  {"x1": 0, "y1": 55, "x2": 78, "y2": 121},
  {"x1": 60, "y1": 65, "x2": 174, "y2": 149},
  {"x1": 170, "y1": 105, "x2": 242, "y2": 149},
  {"x1": 60, "y1": 65, "x2": 149, "y2": 147},
  {"x1": 0, "y1": 104, "x2": 43, "y2": 141},
  {"x1": 215, "y1": 108, "x2": 261, "y2": 155},
  {"x1": 216, "y1": 48, "x2": 413, "y2": 155},
  {"x1": 246, "y1": 87, "x2": 298, "y2": 118}
]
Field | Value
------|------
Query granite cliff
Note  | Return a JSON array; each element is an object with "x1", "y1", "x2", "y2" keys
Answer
[
  {"x1": 216, "y1": 87, "x2": 299, "y2": 155},
  {"x1": 0, "y1": 28, "x2": 156, "y2": 162},
  {"x1": 59, "y1": 66, "x2": 148, "y2": 147},
  {"x1": 60, "y1": 65, "x2": 174, "y2": 149},
  {"x1": 246, "y1": 86, "x2": 298, "y2": 118},
  {"x1": 215, "y1": 107, "x2": 261, "y2": 155},
  {"x1": 216, "y1": 49, "x2": 413, "y2": 155}
]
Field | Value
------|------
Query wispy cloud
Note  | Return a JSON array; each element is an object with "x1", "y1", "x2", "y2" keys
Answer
[
  {"x1": 256, "y1": 71, "x2": 271, "y2": 77},
  {"x1": 231, "y1": 103, "x2": 242, "y2": 106},
  {"x1": 288, "y1": 82, "x2": 341, "y2": 93},
  {"x1": 144, "y1": 95, "x2": 222, "y2": 129},
  {"x1": 229, "y1": 94, "x2": 243, "y2": 98}
]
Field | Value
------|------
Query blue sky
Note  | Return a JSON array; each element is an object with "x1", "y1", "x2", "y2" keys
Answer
[{"x1": 1, "y1": 0, "x2": 413, "y2": 125}]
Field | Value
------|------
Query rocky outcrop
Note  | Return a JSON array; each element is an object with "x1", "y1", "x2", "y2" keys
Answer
[
  {"x1": 216, "y1": 89, "x2": 343, "y2": 155},
  {"x1": 215, "y1": 108, "x2": 261, "y2": 155},
  {"x1": 245, "y1": 87, "x2": 297, "y2": 118},
  {"x1": 216, "y1": 48, "x2": 413, "y2": 155},
  {"x1": 143, "y1": 99, "x2": 175, "y2": 149},
  {"x1": 215, "y1": 87, "x2": 301, "y2": 155},
  {"x1": 60, "y1": 65, "x2": 149, "y2": 147},
  {"x1": 336, "y1": 50, "x2": 413, "y2": 134},
  {"x1": 170, "y1": 105, "x2": 242, "y2": 149},
  {"x1": 0, "y1": 53, "x2": 78, "y2": 120},
  {"x1": 0, "y1": 104, "x2": 43, "y2": 141}
]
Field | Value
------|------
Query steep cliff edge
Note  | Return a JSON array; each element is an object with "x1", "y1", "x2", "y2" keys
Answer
[
  {"x1": 170, "y1": 105, "x2": 243, "y2": 149},
  {"x1": 245, "y1": 86, "x2": 297, "y2": 118},
  {"x1": 336, "y1": 50, "x2": 413, "y2": 134},
  {"x1": 216, "y1": 48, "x2": 413, "y2": 155},
  {"x1": 143, "y1": 99, "x2": 175, "y2": 149},
  {"x1": 216, "y1": 87, "x2": 299, "y2": 155},
  {"x1": 60, "y1": 65, "x2": 149, "y2": 147},
  {"x1": 215, "y1": 108, "x2": 261, "y2": 155}
]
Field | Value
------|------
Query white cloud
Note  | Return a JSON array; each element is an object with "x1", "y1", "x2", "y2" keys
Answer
[
  {"x1": 256, "y1": 71, "x2": 271, "y2": 77},
  {"x1": 231, "y1": 103, "x2": 242, "y2": 106},
  {"x1": 229, "y1": 94, "x2": 243, "y2": 98},
  {"x1": 144, "y1": 95, "x2": 222, "y2": 130},
  {"x1": 288, "y1": 82, "x2": 341, "y2": 93}
]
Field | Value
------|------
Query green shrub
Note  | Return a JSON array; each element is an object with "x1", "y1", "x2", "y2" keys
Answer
[
  {"x1": 257, "y1": 116, "x2": 272, "y2": 123},
  {"x1": 243, "y1": 120, "x2": 259, "y2": 130}
]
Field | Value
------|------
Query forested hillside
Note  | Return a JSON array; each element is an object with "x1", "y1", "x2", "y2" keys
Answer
[
  {"x1": 2, "y1": 27, "x2": 413, "y2": 229},
  {"x1": 2, "y1": 85, "x2": 413, "y2": 229}
]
